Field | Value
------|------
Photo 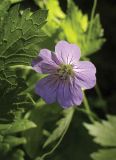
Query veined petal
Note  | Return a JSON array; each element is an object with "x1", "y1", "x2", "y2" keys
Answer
[
  {"x1": 70, "y1": 78, "x2": 83, "y2": 105},
  {"x1": 57, "y1": 78, "x2": 83, "y2": 108},
  {"x1": 55, "y1": 40, "x2": 81, "y2": 64},
  {"x1": 32, "y1": 49, "x2": 59, "y2": 74},
  {"x1": 35, "y1": 75, "x2": 59, "y2": 104},
  {"x1": 74, "y1": 61, "x2": 96, "y2": 89}
]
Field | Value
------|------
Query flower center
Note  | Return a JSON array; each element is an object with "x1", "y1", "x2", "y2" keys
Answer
[{"x1": 57, "y1": 64, "x2": 74, "y2": 80}]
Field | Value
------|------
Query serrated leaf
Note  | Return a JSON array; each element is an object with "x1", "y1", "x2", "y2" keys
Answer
[
  {"x1": 84, "y1": 115, "x2": 116, "y2": 160},
  {"x1": 0, "y1": 119, "x2": 36, "y2": 135},
  {"x1": 23, "y1": 103, "x2": 61, "y2": 158},
  {"x1": 91, "y1": 148, "x2": 116, "y2": 160},
  {"x1": 84, "y1": 115, "x2": 116, "y2": 146},
  {"x1": 35, "y1": 0, "x2": 65, "y2": 35},
  {"x1": 9, "y1": 149, "x2": 25, "y2": 160},
  {"x1": 2, "y1": 149, "x2": 25, "y2": 160},
  {"x1": 0, "y1": 135, "x2": 26, "y2": 148},
  {"x1": 82, "y1": 14, "x2": 106, "y2": 55},
  {"x1": 43, "y1": 107, "x2": 74, "y2": 148},
  {"x1": 0, "y1": 79, "x2": 33, "y2": 118},
  {"x1": 59, "y1": 0, "x2": 105, "y2": 56},
  {"x1": 0, "y1": 135, "x2": 26, "y2": 158},
  {"x1": 36, "y1": 111, "x2": 98, "y2": 160},
  {"x1": 0, "y1": 5, "x2": 47, "y2": 84},
  {"x1": 0, "y1": 0, "x2": 23, "y2": 17}
]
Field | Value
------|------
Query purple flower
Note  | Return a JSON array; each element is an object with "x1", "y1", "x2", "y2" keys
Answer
[{"x1": 32, "y1": 41, "x2": 96, "y2": 108}]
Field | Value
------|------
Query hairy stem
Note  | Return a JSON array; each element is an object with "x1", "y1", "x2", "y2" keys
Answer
[
  {"x1": 88, "y1": 0, "x2": 97, "y2": 40},
  {"x1": 83, "y1": 91, "x2": 99, "y2": 122},
  {"x1": 36, "y1": 108, "x2": 75, "y2": 160},
  {"x1": 95, "y1": 83, "x2": 103, "y2": 101}
]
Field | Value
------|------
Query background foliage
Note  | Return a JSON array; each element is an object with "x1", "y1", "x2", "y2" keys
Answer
[{"x1": 0, "y1": 0, "x2": 115, "y2": 160}]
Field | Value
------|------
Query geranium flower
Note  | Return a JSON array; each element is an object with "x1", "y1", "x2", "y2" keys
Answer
[{"x1": 32, "y1": 41, "x2": 96, "y2": 108}]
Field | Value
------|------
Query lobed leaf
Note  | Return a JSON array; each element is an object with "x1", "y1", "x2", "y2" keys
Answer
[
  {"x1": 9, "y1": 149, "x2": 25, "y2": 160},
  {"x1": 0, "y1": 119, "x2": 36, "y2": 135},
  {"x1": 0, "y1": 5, "x2": 47, "y2": 84},
  {"x1": 84, "y1": 115, "x2": 116, "y2": 146},
  {"x1": 0, "y1": 135, "x2": 26, "y2": 148},
  {"x1": 23, "y1": 103, "x2": 61, "y2": 158},
  {"x1": 84, "y1": 115, "x2": 116, "y2": 160},
  {"x1": 59, "y1": 0, "x2": 105, "y2": 56},
  {"x1": 43, "y1": 107, "x2": 74, "y2": 148},
  {"x1": 91, "y1": 148, "x2": 116, "y2": 160},
  {"x1": 0, "y1": 0, "x2": 23, "y2": 17},
  {"x1": 34, "y1": 0, "x2": 65, "y2": 35}
]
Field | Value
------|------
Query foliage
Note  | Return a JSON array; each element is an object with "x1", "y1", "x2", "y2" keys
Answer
[
  {"x1": 37, "y1": 0, "x2": 105, "y2": 56},
  {"x1": 0, "y1": 4, "x2": 47, "y2": 84},
  {"x1": 0, "y1": 112, "x2": 36, "y2": 159},
  {"x1": 0, "y1": 0, "x2": 115, "y2": 160},
  {"x1": 43, "y1": 107, "x2": 74, "y2": 148},
  {"x1": 23, "y1": 104, "x2": 74, "y2": 159},
  {"x1": 34, "y1": 0, "x2": 65, "y2": 35},
  {"x1": 84, "y1": 115, "x2": 116, "y2": 160},
  {"x1": 0, "y1": 1, "x2": 47, "y2": 159},
  {"x1": 0, "y1": 0, "x2": 23, "y2": 17},
  {"x1": 59, "y1": 0, "x2": 105, "y2": 56}
]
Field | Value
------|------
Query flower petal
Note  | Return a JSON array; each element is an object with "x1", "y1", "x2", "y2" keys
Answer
[
  {"x1": 35, "y1": 75, "x2": 59, "y2": 104},
  {"x1": 57, "y1": 78, "x2": 83, "y2": 108},
  {"x1": 74, "y1": 61, "x2": 96, "y2": 89},
  {"x1": 32, "y1": 49, "x2": 59, "y2": 74},
  {"x1": 55, "y1": 40, "x2": 81, "y2": 64}
]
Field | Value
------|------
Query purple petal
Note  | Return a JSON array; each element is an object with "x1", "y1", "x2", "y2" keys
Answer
[
  {"x1": 32, "y1": 57, "x2": 43, "y2": 73},
  {"x1": 55, "y1": 40, "x2": 81, "y2": 64},
  {"x1": 35, "y1": 75, "x2": 59, "y2": 104},
  {"x1": 74, "y1": 61, "x2": 96, "y2": 89},
  {"x1": 32, "y1": 49, "x2": 59, "y2": 74},
  {"x1": 57, "y1": 78, "x2": 83, "y2": 108},
  {"x1": 39, "y1": 49, "x2": 53, "y2": 61}
]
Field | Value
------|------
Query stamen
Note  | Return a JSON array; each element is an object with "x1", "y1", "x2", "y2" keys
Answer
[{"x1": 57, "y1": 64, "x2": 74, "y2": 80}]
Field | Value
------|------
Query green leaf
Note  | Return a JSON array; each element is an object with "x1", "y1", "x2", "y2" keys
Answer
[
  {"x1": 0, "y1": 4, "x2": 47, "y2": 84},
  {"x1": 0, "y1": 134, "x2": 26, "y2": 158},
  {"x1": 41, "y1": 111, "x2": 98, "y2": 160},
  {"x1": 43, "y1": 107, "x2": 74, "y2": 148},
  {"x1": 23, "y1": 105, "x2": 74, "y2": 158},
  {"x1": 34, "y1": 0, "x2": 65, "y2": 35},
  {"x1": 91, "y1": 148, "x2": 116, "y2": 160},
  {"x1": 0, "y1": 149, "x2": 25, "y2": 160},
  {"x1": 0, "y1": 135, "x2": 26, "y2": 148},
  {"x1": 9, "y1": 149, "x2": 25, "y2": 160},
  {"x1": 0, "y1": 119, "x2": 36, "y2": 135},
  {"x1": 0, "y1": 79, "x2": 33, "y2": 118},
  {"x1": 23, "y1": 103, "x2": 61, "y2": 158},
  {"x1": 84, "y1": 115, "x2": 116, "y2": 146},
  {"x1": 0, "y1": 0, "x2": 23, "y2": 17},
  {"x1": 84, "y1": 115, "x2": 116, "y2": 160},
  {"x1": 0, "y1": 118, "x2": 29, "y2": 158},
  {"x1": 10, "y1": 0, "x2": 23, "y2": 3},
  {"x1": 59, "y1": 0, "x2": 105, "y2": 56},
  {"x1": 83, "y1": 14, "x2": 106, "y2": 55}
]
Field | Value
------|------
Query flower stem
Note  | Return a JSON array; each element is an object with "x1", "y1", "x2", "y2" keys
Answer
[
  {"x1": 95, "y1": 83, "x2": 103, "y2": 101},
  {"x1": 39, "y1": 126, "x2": 68, "y2": 160},
  {"x1": 36, "y1": 108, "x2": 75, "y2": 160},
  {"x1": 95, "y1": 83, "x2": 107, "y2": 112},
  {"x1": 88, "y1": 0, "x2": 97, "y2": 40},
  {"x1": 83, "y1": 91, "x2": 99, "y2": 122}
]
